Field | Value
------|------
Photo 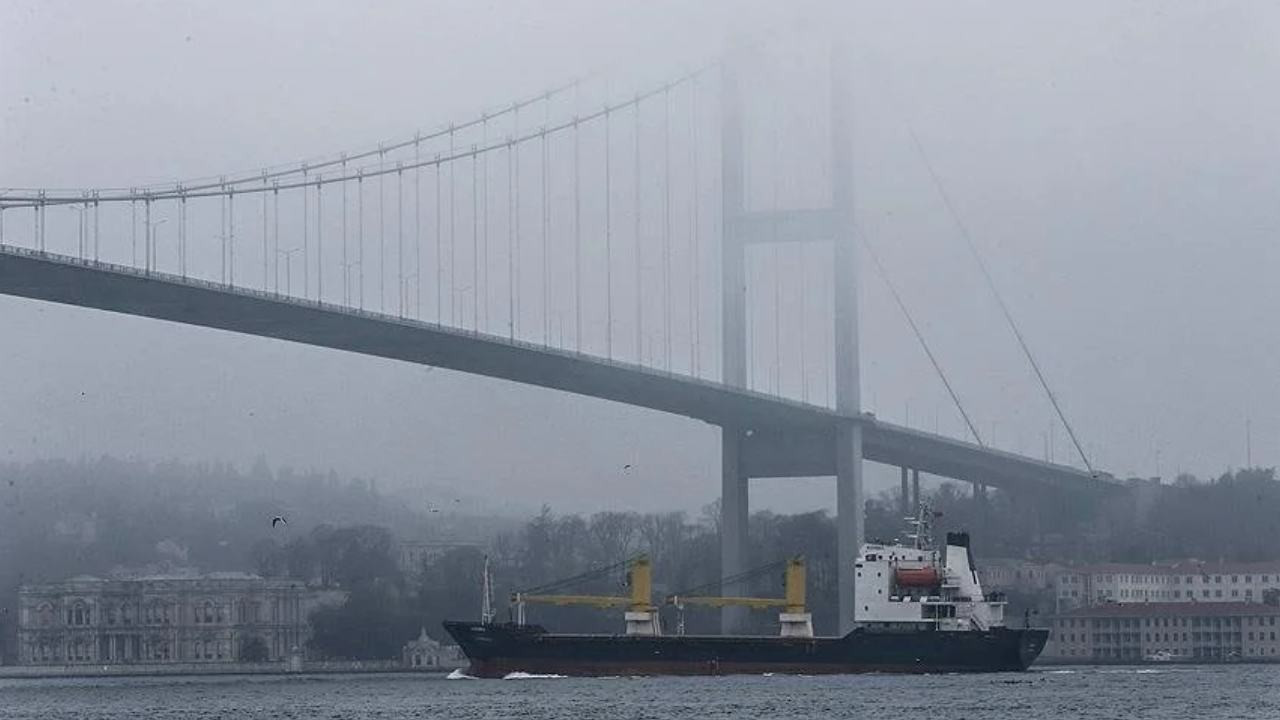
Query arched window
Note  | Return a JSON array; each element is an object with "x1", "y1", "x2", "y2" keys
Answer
[
  {"x1": 71, "y1": 601, "x2": 90, "y2": 626},
  {"x1": 36, "y1": 603, "x2": 54, "y2": 627},
  {"x1": 203, "y1": 601, "x2": 215, "y2": 624}
]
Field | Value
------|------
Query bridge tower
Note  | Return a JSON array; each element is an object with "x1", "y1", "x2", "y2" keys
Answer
[{"x1": 719, "y1": 41, "x2": 863, "y2": 634}]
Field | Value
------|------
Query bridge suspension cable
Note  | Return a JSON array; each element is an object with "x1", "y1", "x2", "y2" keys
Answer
[
  {"x1": 858, "y1": 225, "x2": 984, "y2": 446},
  {"x1": 905, "y1": 126, "x2": 1093, "y2": 472},
  {"x1": 2, "y1": 79, "x2": 587, "y2": 199},
  {"x1": 0, "y1": 67, "x2": 713, "y2": 210}
]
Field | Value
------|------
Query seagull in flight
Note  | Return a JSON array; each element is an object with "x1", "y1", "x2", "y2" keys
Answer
[{"x1": 271, "y1": 515, "x2": 287, "y2": 528}]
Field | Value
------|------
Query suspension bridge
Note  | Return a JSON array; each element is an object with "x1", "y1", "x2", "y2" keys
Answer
[{"x1": 0, "y1": 42, "x2": 1118, "y2": 632}]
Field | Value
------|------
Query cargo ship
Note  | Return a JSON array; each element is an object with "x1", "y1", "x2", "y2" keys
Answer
[{"x1": 443, "y1": 509, "x2": 1047, "y2": 676}]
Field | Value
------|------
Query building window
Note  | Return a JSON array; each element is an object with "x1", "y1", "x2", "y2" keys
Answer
[{"x1": 71, "y1": 601, "x2": 90, "y2": 626}]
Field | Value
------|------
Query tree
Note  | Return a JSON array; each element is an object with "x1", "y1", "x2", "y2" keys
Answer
[
  {"x1": 240, "y1": 636, "x2": 270, "y2": 662},
  {"x1": 308, "y1": 580, "x2": 419, "y2": 659}
]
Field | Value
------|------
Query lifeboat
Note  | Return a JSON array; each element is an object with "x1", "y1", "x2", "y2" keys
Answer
[{"x1": 894, "y1": 567, "x2": 941, "y2": 588}]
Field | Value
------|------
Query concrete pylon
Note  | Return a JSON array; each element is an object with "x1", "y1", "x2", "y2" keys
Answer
[
  {"x1": 719, "y1": 50, "x2": 749, "y2": 634},
  {"x1": 830, "y1": 38, "x2": 864, "y2": 635},
  {"x1": 716, "y1": 39, "x2": 864, "y2": 635}
]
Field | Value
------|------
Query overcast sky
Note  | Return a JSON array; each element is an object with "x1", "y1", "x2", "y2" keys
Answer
[{"x1": 2, "y1": 1, "x2": 1278, "y2": 515}]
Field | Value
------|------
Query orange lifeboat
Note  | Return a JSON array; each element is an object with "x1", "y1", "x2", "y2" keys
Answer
[{"x1": 894, "y1": 567, "x2": 941, "y2": 588}]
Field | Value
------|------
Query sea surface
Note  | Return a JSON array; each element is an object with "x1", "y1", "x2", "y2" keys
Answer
[{"x1": 2, "y1": 665, "x2": 1278, "y2": 719}]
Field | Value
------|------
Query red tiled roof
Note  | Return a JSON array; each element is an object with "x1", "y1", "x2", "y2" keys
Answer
[{"x1": 1058, "y1": 602, "x2": 1280, "y2": 618}]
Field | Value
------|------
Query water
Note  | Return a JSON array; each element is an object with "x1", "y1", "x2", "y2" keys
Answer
[{"x1": 2, "y1": 666, "x2": 1278, "y2": 719}]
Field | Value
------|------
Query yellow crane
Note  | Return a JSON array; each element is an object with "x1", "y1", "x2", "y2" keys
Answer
[
  {"x1": 665, "y1": 557, "x2": 813, "y2": 637},
  {"x1": 511, "y1": 554, "x2": 659, "y2": 635}
]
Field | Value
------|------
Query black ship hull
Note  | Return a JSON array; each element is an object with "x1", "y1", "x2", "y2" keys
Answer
[{"x1": 442, "y1": 621, "x2": 1049, "y2": 677}]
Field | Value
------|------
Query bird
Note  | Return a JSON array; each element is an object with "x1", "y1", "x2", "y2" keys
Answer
[{"x1": 271, "y1": 515, "x2": 287, "y2": 528}]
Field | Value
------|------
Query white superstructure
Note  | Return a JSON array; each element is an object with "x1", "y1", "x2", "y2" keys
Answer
[{"x1": 853, "y1": 508, "x2": 1006, "y2": 632}]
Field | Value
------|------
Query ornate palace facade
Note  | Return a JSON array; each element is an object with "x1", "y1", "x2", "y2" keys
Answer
[{"x1": 17, "y1": 572, "x2": 334, "y2": 666}]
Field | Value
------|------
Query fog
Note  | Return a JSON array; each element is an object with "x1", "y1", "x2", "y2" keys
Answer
[{"x1": 2, "y1": 0, "x2": 1279, "y2": 514}]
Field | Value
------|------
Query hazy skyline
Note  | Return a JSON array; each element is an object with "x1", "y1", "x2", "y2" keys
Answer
[{"x1": 3, "y1": 1, "x2": 1278, "y2": 513}]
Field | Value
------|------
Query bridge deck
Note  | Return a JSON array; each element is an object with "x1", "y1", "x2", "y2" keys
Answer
[{"x1": 0, "y1": 245, "x2": 1116, "y2": 493}]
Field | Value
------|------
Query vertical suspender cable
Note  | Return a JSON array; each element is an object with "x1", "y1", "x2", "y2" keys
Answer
[
  {"x1": 541, "y1": 128, "x2": 550, "y2": 345},
  {"x1": 302, "y1": 168, "x2": 309, "y2": 295},
  {"x1": 262, "y1": 176, "x2": 269, "y2": 291},
  {"x1": 40, "y1": 195, "x2": 47, "y2": 251},
  {"x1": 573, "y1": 116, "x2": 582, "y2": 351},
  {"x1": 357, "y1": 172, "x2": 365, "y2": 309},
  {"x1": 604, "y1": 106, "x2": 613, "y2": 359},
  {"x1": 473, "y1": 147, "x2": 479, "y2": 331},
  {"x1": 178, "y1": 193, "x2": 186, "y2": 276},
  {"x1": 415, "y1": 138, "x2": 422, "y2": 319},
  {"x1": 217, "y1": 194, "x2": 223, "y2": 279},
  {"x1": 341, "y1": 158, "x2": 349, "y2": 304},
  {"x1": 397, "y1": 164, "x2": 405, "y2": 316},
  {"x1": 379, "y1": 147, "x2": 387, "y2": 313},
  {"x1": 508, "y1": 138, "x2": 516, "y2": 340},
  {"x1": 662, "y1": 86, "x2": 672, "y2": 371},
  {"x1": 129, "y1": 196, "x2": 137, "y2": 264},
  {"x1": 144, "y1": 196, "x2": 152, "y2": 273},
  {"x1": 228, "y1": 190, "x2": 235, "y2": 286},
  {"x1": 315, "y1": 176, "x2": 322, "y2": 301},
  {"x1": 449, "y1": 128, "x2": 456, "y2": 325},
  {"x1": 513, "y1": 106, "x2": 522, "y2": 339},
  {"x1": 93, "y1": 195, "x2": 100, "y2": 264},
  {"x1": 482, "y1": 118, "x2": 490, "y2": 333},
  {"x1": 397, "y1": 163, "x2": 406, "y2": 316},
  {"x1": 36, "y1": 193, "x2": 44, "y2": 252},
  {"x1": 435, "y1": 158, "x2": 442, "y2": 323},
  {"x1": 273, "y1": 184, "x2": 280, "y2": 293},
  {"x1": 689, "y1": 81, "x2": 700, "y2": 376},
  {"x1": 76, "y1": 196, "x2": 84, "y2": 258},
  {"x1": 634, "y1": 95, "x2": 643, "y2": 364}
]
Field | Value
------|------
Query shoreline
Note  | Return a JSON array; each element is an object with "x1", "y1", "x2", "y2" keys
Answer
[{"x1": 0, "y1": 661, "x2": 463, "y2": 680}]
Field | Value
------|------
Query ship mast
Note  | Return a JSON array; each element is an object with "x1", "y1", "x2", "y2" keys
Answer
[
  {"x1": 481, "y1": 554, "x2": 495, "y2": 624},
  {"x1": 905, "y1": 501, "x2": 935, "y2": 550}
]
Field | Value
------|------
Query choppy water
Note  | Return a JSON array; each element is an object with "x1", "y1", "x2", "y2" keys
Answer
[{"x1": 2, "y1": 665, "x2": 1278, "y2": 719}]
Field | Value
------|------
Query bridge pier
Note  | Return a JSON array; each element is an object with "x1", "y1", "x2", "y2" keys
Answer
[
  {"x1": 912, "y1": 468, "x2": 921, "y2": 512},
  {"x1": 835, "y1": 423, "x2": 864, "y2": 635},
  {"x1": 720, "y1": 427, "x2": 750, "y2": 633},
  {"x1": 899, "y1": 466, "x2": 910, "y2": 517}
]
